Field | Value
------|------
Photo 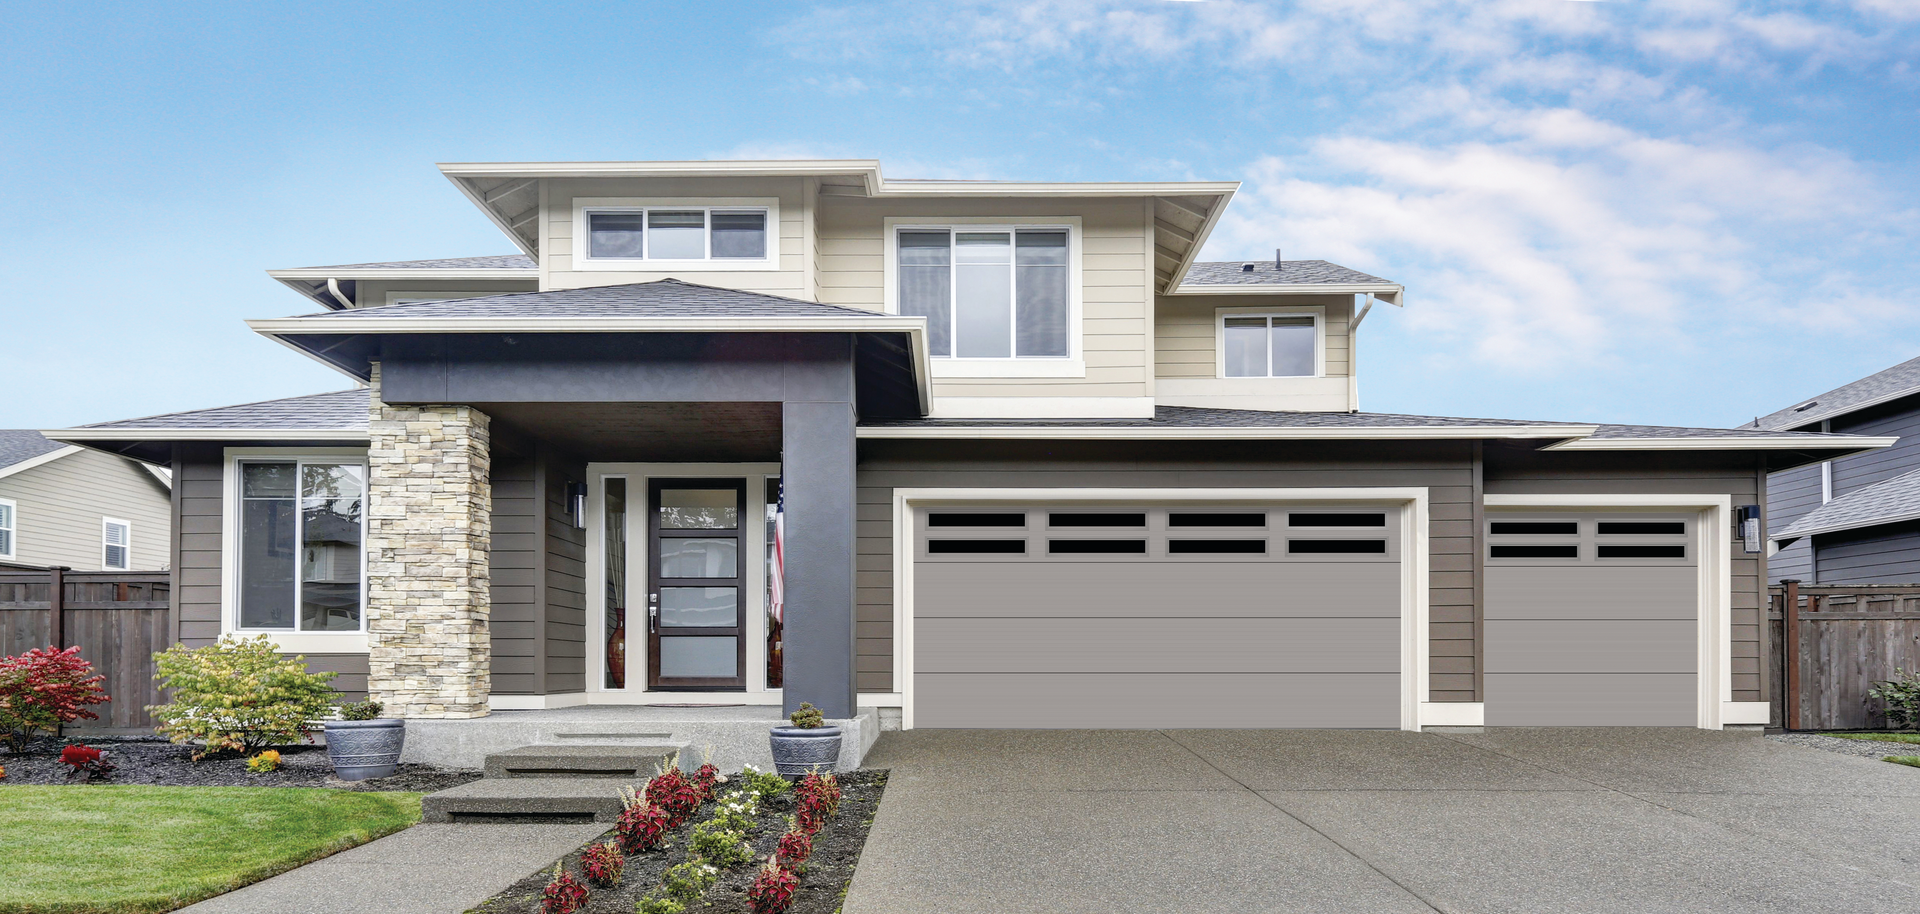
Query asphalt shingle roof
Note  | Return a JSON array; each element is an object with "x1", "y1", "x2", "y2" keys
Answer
[
  {"x1": 0, "y1": 430, "x2": 67, "y2": 470},
  {"x1": 1586, "y1": 424, "x2": 1857, "y2": 440},
  {"x1": 1751, "y1": 354, "x2": 1920, "y2": 431},
  {"x1": 288, "y1": 255, "x2": 536, "y2": 271},
  {"x1": 1776, "y1": 466, "x2": 1920, "y2": 540},
  {"x1": 294, "y1": 279, "x2": 894, "y2": 320},
  {"x1": 80, "y1": 389, "x2": 372, "y2": 431},
  {"x1": 1180, "y1": 260, "x2": 1392, "y2": 287},
  {"x1": 862, "y1": 406, "x2": 1576, "y2": 430}
]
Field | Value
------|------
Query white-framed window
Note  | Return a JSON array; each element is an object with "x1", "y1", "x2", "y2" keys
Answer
[
  {"x1": 1216, "y1": 307, "x2": 1325, "y2": 378},
  {"x1": 893, "y1": 224, "x2": 1075, "y2": 361},
  {"x1": 101, "y1": 518, "x2": 130, "y2": 570},
  {"x1": 0, "y1": 498, "x2": 15, "y2": 560},
  {"x1": 574, "y1": 198, "x2": 777, "y2": 269},
  {"x1": 234, "y1": 458, "x2": 366, "y2": 633}
]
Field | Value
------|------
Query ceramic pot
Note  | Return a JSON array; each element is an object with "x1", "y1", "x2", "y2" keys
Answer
[
  {"x1": 768, "y1": 724, "x2": 842, "y2": 777},
  {"x1": 323, "y1": 718, "x2": 405, "y2": 781}
]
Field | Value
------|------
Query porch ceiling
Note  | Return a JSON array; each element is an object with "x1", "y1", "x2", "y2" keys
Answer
[{"x1": 483, "y1": 401, "x2": 782, "y2": 462}]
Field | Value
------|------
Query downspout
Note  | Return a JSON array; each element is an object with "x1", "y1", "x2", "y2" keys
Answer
[
  {"x1": 1348, "y1": 294, "x2": 1370, "y2": 412},
  {"x1": 326, "y1": 277, "x2": 355, "y2": 310}
]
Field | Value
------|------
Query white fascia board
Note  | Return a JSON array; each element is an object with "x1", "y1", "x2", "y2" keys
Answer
[
  {"x1": 441, "y1": 160, "x2": 885, "y2": 194},
  {"x1": 0, "y1": 445, "x2": 82, "y2": 481},
  {"x1": 266, "y1": 268, "x2": 539, "y2": 281},
  {"x1": 1545, "y1": 435, "x2": 1897, "y2": 451},
  {"x1": 876, "y1": 180, "x2": 1241, "y2": 199},
  {"x1": 142, "y1": 462, "x2": 174, "y2": 488},
  {"x1": 248, "y1": 315, "x2": 928, "y2": 336},
  {"x1": 857, "y1": 423, "x2": 1598, "y2": 440},
  {"x1": 1172, "y1": 283, "x2": 1406, "y2": 301},
  {"x1": 48, "y1": 428, "x2": 368, "y2": 443}
]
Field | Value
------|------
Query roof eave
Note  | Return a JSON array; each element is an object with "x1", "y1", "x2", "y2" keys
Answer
[
  {"x1": 1172, "y1": 282, "x2": 1405, "y2": 301},
  {"x1": 445, "y1": 174, "x2": 540, "y2": 259},
  {"x1": 857, "y1": 424, "x2": 1599, "y2": 440},
  {"x1": 49, "y1": 428, "x2": 370, "y2": 443},
  {"x1": 266, "y1": 267, "x2": 540, "y2": 281},
  {"x1": 1161, "y1": 187, "x2": 1236, "y2": 294},
  {"x1": 1759, "y1": 385, "x2": 1920, "y2": 432},
  {"x1": 1774, "y1": 508, "x2": 1920, "y2": 542},
  {"x1": 0, "y1": 445, "x2": 83, "y2": 481},
  {"x1": 1545, "y1": 435, "x2": 1899, "y2": 451}
]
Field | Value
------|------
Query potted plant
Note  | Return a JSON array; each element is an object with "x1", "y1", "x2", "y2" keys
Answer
[
  {"x1": 324, "y1": 699, "x2": 404, "y2": 781},
  {"x1": 768, "y1": 702, "x2": 841, "y2": 776}
]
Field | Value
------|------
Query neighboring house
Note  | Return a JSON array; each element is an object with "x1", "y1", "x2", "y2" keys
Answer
[
  {"x1": 1753, "y1": 356, "x2": 1920, "y2": 583},
  {"x1": 47, "y1": 159, "x2": 1891, "y2": 749},
  {"x1": 0, "y1": 429, "x2": 172, "y2": 571}
]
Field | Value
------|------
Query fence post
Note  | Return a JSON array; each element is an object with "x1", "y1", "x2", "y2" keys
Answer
[
  {"x1": 1782, "y1": 579, "x2": 1801, "y2": 731},
  {"x1": 47, "y1": 566, "x2": 68, "y2": 650}
]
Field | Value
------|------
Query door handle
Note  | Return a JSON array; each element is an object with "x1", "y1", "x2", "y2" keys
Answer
[{"x1": 648, "y1": 594, "x2": 659, "y2": 634}]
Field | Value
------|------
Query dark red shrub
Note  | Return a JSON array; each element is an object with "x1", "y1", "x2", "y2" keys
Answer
[
  {"x1": 541, "y1": 864, "x2": 588, "y2": 914},
  {"x1": 645, "y1": 766, "x2": 703, "y2": 827},
  {"x1": 775, "y1": 826, "x2": 813, "y2": 867},
  {"x1": 794, "y1": 800, "x2": 827, "y2": 836},
  {"x1": 797, "y1": 770, "x2": 841, "y2": 818},
  {"x1": 616, "y1": 801, "x2": 671, "y2": 854},
  {"x1": 580, "y1": 840, "x2": 624, "y2": 888},
  {"x1": 693, "y1": 762, "x2": 721, "y2": 800},
  {"x1": 746, "y1": 861, "x2": 800, "y2": 914},
  {"x1": 0, "y1": 646, "x2": 110, "y2": 752},
  {"x1": 59, "y1": 744, "x2": 115, "y2": 782}
]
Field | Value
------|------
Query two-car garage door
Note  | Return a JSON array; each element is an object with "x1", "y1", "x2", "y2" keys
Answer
[{"x1": 910, "y1": 505, "x2": 1403, "y2": 729}]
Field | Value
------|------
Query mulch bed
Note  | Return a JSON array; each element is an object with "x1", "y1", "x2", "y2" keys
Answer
[
  {"x1": 0, "y1": 735, "x2": 481, "y2": 792},
  {"x1": 469, "y1": 769, "x2": 888, "y2": 914}
]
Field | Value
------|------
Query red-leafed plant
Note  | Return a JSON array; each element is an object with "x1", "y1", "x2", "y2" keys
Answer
[
  {"x1": 645, "y1": 763, "x2": 703, "y2": 827},
  {"x1": 580, "y1": 840, "x2": 624, "y2": 888},
  {"x1": 775, "y1": 824, "x2": 814, "y2": 867},
  {"x1": 60, "y1": 744, "x2": 116, "y2": 782},
  {"x1": 0, "y1": 646, "x2": 110, "y2": 752},
  {"x1": 616, "y1": 786, "x2": 672, "y2": 854},
  {"x1": 746, "y1": 861, "x2": 800, "y2": 914},
  {"x1": 794, "y1": 769, "x2": 841, "y2": 834},
  {"x1": 795, "y1": 800, "x2": 827, "y2": 836},
  {"x1": 693, "y1": 761, "x2": 722, "y2": 800},
  {"x1": 541, "y1": 862, "x2": 588, "y2": 914}
]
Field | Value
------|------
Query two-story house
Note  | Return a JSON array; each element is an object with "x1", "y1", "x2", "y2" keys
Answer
[
  {"x1": 48, "y1": 160, "x2": 1891, "y2": 763},
  {"x1": 1755, "y1": 356, "x2": 1920, "y2": 583},
  {"x1": 0, "y1": 429, "x2": 171, "y2": 571}
]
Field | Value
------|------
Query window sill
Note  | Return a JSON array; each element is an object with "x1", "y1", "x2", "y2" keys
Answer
[
  {"x1": 930, "y1": 358, "x2": 1086, "y2": 379},
  {"x1": 570, "y1": 258, "x2": 781, "y2": 272},
  {"x1": 227, "y1": 631, "x2": 369, "y2": 654}
]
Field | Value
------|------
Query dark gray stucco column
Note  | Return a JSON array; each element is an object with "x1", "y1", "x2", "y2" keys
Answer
[{"x1": 780, "y1": 399, "x2": 859, "y2": 720}]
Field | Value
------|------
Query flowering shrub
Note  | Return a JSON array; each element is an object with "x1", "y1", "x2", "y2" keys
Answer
[
  {"x1": 540, "y1": 862, "x2": 588, "y2": 914},
  {"x1": 645, "y1": 764, "x2": 703, "y2": 828},
  {"x1": 635, "y1": 898, "x2": 685, "y2": 914},
  {"x1": 775, "y1": 824, "x2": 813, "y2": 867},
  {"x1": 60, "y1": 744, "x2": 116, "y2": 781},
  {"x1": 690, "y1": 819, "x2": 754, "y2": 868},
  {"x1": 746, "y1": 861, "x2": 800, "y2": 914},
  {"x1": 659, "y1": 860, "x2": 718, "y2": 905},
  {"x1": 0, "y1": 646, "x2": 111, "y2": 752},
  {"x1": 246, "y1": 750, "x2": 282, "y2": 773},
  {"x1": 149, "y1": 635, "x2": 336, "y2": 758},
  {"x1": 739, "y1": 763, "x2": 790, "y2": 802},
  {"x1": 615, "y1": 786, "x2": 672, "y2": 854},
  {"x1": 579, "y1": 840, "x2": 624, "y2": 888}
]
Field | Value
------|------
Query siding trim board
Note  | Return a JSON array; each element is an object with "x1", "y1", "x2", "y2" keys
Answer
[
  {"x1": 1483, "y1": 493, "x2": 1734, "y2": 729},
  {"x1": 890, "y1": 487, "x2": 1432, "y2": 731}
]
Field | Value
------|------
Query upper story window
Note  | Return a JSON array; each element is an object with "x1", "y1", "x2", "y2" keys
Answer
[
  {"x1": 578, "y1": 203, "x2": 772, "y2": 266},
  {"x1": 1219, "y1": 310, "x2": 1321, "y2": 378},
  {"x1": 102, "y1": 519, "x2": 131, "y2": 570},
  {"x1": 897, "y1": 226, "x2": 1072, "y2": 359},
  {"x1": 0, "y1": 499, "x2": 14, "y2": 560},
  {"x1": 237, "y1": 460, "x2": 364, "y2": 632}
]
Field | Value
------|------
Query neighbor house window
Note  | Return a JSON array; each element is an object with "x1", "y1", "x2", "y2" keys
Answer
[
  {"x1": 101, "y1": 519, "x2": 130, "y2": 570},
  {"x1": 237, "y1": 460, "x2": 364, "y2": 632},
  {"x1": 1222, "y1": 313, "x2": 1318, "y2": 378},
  {"x1": 898, "y1": 227, "x2": 1071, "y2": 359},
  {"x1": 0, "y1": 499, "x2": 14, "y2": 560},
  {"x1": 583, "y1": 207, "x2": 769, "y2": 262}
]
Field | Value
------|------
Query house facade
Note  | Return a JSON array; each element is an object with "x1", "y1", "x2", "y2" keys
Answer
[
  {"x1": 1755, "y1": 356, "x2": 1920, "y2": 583},
  {"x1": 49, "y1": 160, "x2": 1892, "y2": 737},
  {"x1": 0, "y1": 430, "x2": 171, "y2": 571}
]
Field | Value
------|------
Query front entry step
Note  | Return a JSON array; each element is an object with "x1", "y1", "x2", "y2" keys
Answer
[
  {"x1": 482, "y1": 744, "x2": 680, "y2": 780},
  {"x1": 421, "y1": 776, "x2": 631, "y2": 824}
]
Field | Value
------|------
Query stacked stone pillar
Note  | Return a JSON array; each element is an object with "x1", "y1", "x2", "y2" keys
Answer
[{"x1": 365, "y1": 363, "x2": 493, "y2": 718}]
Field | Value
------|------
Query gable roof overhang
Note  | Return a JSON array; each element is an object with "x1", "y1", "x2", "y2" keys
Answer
[
  {"x1": 266, "y1": 256, "x2": 540, "y2": 311},
  {"x1": 1772, "y1": 466, "x2": 1920, "y2": 544},
  {"x1": 437, "y1": 160, "x2": 1236, "y2": 294}
]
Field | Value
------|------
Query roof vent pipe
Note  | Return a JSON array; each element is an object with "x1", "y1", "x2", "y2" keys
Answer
[{"x1": 1275, "y1": 248, "x2": 1283, "y2": 270}]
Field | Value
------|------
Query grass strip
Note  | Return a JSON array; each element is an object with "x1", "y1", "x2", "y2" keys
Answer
[
  {"x1": 1822, "y1": 732, "x2": 1920, "y2": 746},
  {"x1": 1885, "y1": 755, "x2": 1920, "y2": 769}
]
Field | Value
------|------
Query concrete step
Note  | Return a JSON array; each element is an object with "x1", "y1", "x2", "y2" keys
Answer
[
  {"x1": 420, "y1": 777, "x2": 631, "y2": 824},
  {"x1": 482, "y1": 744, "x2": 678, "y2": 780}
]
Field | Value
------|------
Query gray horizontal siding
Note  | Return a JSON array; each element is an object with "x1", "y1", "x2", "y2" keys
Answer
[
  {"x1": 0, "y1": 448, "x2": 172, "y2": 571},
  {"x1": 1812, "y1": 520, "x2": 1920, "y2": 584},
  {"x1": 1831, "y1": 403, "x2": 1920, "y2": 498},
  {"x1": 489, "y1": 430, "x2": 540, "y2": 696}
]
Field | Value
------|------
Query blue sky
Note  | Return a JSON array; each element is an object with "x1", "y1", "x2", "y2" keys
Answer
[{"x1": 3, "y1": 1, "x2": 1917, "y2": 429}]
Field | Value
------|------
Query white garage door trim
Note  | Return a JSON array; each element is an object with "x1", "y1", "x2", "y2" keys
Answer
[
  {"x1": 892, "y1": 487, "x2": 1431, "y2": 731},
  {"x1": 1484, "y1": 494, "x2": 1735, "y2": 729}
]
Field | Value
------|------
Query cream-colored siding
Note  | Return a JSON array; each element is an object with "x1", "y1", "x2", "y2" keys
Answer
[
  {"x1": 542, "y1": 177, "x2": 811, "y2": 297},
  {"x1": 0, "y1": 450, "x2": 171, "y2": 570},
  {"x1": 815, "y1": 195, "x2": 1153, "y2": 402},
  {"x1": 1153, "y1": 293, "x2": 1356, "y2": 411},
  {"x1": 351, "y1": 279, "x2": 539, "y2": 309}
]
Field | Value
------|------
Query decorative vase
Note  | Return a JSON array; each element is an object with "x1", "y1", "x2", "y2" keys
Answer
[
  {"x1": 323, "y1": 718, "x2": 406, "y2": 781},
  {"x1": 608, "y1": 609, "x2": 627, "y2": 689},
  {"x1": 768, "y1": 724, "x2": 842, "y2": 777}
]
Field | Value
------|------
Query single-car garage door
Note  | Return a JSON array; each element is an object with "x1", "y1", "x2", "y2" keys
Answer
[
  {"x1": 910, "y1": 505, "x2": 1403, "y2": 728},
  {"x1": 1485, "y1": 512, "x2": 1699, "y2": 726}
]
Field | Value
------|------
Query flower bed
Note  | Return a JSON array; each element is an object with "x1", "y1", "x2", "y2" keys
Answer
[
  {"x1": 0, "y1": 735, "x2": 478, "y2": 792},
  {"x1": 471, "y1": 767, "x2": 888, "y2": 914}
]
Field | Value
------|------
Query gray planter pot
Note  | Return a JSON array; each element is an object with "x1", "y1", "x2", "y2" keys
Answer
[
  {"x1": 323, "y1": 718, "x2": 405, "y2": 781},
  {"x1": 768, "y1": 725, "x2": 842, "y2": 777}
]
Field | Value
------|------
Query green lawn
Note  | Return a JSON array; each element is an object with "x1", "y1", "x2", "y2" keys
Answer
[
  {"x1": 1823, "y1": 732, "x2": 1920, "y2": 746},
  {"x1": 1887, "y1": 755, "x2": 1920, "y2": 769},
  {"x1": 0, "y1": 785, "x2": 421, "y2": 914}
]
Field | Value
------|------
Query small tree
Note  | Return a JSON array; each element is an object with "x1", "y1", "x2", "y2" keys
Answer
[
  {"x1": 149, "y1": 635, "x2": 337, "y2": 758},
  {"x1": 0, "y1": 646, "x2": 111, "y2": 752},
  {"x1": 1869, "y1": 668, "x2": 1920, "y2": 730}
]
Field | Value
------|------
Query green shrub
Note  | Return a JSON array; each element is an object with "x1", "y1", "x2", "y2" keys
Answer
[
  {"x1": 338, "y1": 699, "x2": 383, "y2": 721},
  {"x1": 739, "y1": 764, "x2": 790, "y2": 801},
  {"x1": 690, "y1": 819, "x2": 754, "y2": 868},
  {"x1": 149, "y1": 635, "x2": 337, "y2": 759},
  {"x1": 635, "y1": 897, "x2": 685, "y2": 914},
  {"x1": 787, "y1": 702, "x2": 825, "y2": 729},
  {"x1": 659, "y1": 860, "x2": 718, "y2": 904},
  {"x1": 1868, "y1": 669, "x2": 1920, "y2": 730}
]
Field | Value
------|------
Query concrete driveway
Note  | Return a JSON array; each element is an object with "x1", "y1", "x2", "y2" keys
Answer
[{"x1": 841, "y1": 728, "x2": 1920, "y2": 914}]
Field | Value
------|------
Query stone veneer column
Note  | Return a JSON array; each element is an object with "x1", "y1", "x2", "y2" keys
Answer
[{"x1": 364, "y1": 363, "x2": 493, "y2": 718}]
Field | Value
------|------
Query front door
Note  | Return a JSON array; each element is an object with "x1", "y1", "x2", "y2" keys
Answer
[{"x1": 648, "y1": 479, "x2": 748, "y2": 690}]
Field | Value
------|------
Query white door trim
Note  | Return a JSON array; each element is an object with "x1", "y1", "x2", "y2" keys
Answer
[
  {"x1": 1483, "y1": 494, "x2": 1733, "y2": 730},
  {"x1": 891, "y1": 486, "x2": 1431, "y2": 731}
]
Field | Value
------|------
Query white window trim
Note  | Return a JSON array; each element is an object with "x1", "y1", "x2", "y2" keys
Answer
[
  {"x1": 1214, "y1": 305, "x2": 1326, "y2": 379},
  {"x1": 572, "y1": 197, "x2": 780, "y2": 271},
  {"x1": 0, "y1": 497, "x2": 15, "y2": 561},
  {"x1": 221, "y1": 447, "x2": 370, "y2": 653},
  {"x1": 101, "y1": 517, "x2": 131, "y2": 571},
  {"x1": 883, "y1": 216, "x2": 1086, "y2": 379}
]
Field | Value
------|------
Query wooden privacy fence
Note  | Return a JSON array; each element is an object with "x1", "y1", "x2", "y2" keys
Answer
[
  {"x1": 1770, "y1": 581, "x2": 1920, "y2": 731},
  {"x1": 0, "y1": 567, "x2": 171, "y2": 733}
]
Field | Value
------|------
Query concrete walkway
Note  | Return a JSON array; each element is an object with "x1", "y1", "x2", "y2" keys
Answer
[
  {"x1": 842, "y1": 728, "x2": 1920, "y2": 914},
  {"x1": 177, "y1": 822, "x2": 604, "y2": 914}
]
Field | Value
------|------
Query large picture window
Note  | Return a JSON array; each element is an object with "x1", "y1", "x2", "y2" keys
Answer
[
  {"x1": 238, "y1": 460, "x2": 364, "y2": 632},
  {"x1": 898, "y1": 227, "x2": 1071, "y2": 359},
  {"x1": 582, "y1": 206, "x2": 769, "y2": 263}
]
